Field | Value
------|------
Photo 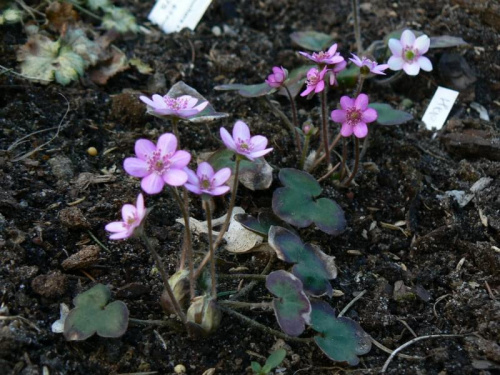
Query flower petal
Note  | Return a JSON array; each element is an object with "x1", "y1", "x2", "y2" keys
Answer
[
  {"x1": 176, "y1": 109, "x2": 199, "y2": 118},
  {"x1": 197, "y1": 162, "x2": 215, "y2": 178},
  {"x1": 414, "y1": 35, "x2": 430, "y2": 54},
  {"x1": 314, "y1": 80, "x2": 325, "y2": 93},
  {"x1": 249, "y1": 148, "x2": 273, "y2": 159},
  {"x1": 403, "y1": 62, "x2": 420, "y2": 76},
  {"x1": 401, "y1": 30, "x2": 415, "y2": 48},
  {"x1": 300, "y1": 86, "x2": 314, "y2": 97},
  {"x1": 170, "y1": 150, "x2": 191, "y2": 169},
  {"x1": 157, "y1": 133, "x2": 177, "y2": 155},
  {"x1": 331, "y1": 109, "x2": 346, "y2": 123},
  {"x1": 141, "y1": 173, "x2": 165, "y2": 194},
  {"x1": 220, "y1": 127, "x2": 237, "y2": 150},
  {"x1": 355, "y1": 93, "x2": 369, "y2": 110},
  {"x1": 210, "y1": 186, "x2": 230, "y2": 196},
  {"x1": 180, "y1": 95, "x2": 198, "y2": 109},
  {"x1": 327, "y1": 43, "x2": 338, "y2": 55},
  {"x1": 139, "y1": 95, "x2": 155, "y2": 107},
  {"x1": 212, "y1": 167, "x2": 231, "y2": 186},
  {"x1": 417, "y1": 56, "x2": 433, "y2": 72},
  {"x1": 121, "y1": 204, "x2": 137, "y2": 221},
  {"x1": 163, "y1": 169, "x2": 188, "y2": 187},
  {"x1": 109, "y1": 231, "x2": 131, "y2": 240},
  {"x1": 152, "y1": 94, "x2": 167, "y2": 109},
  {"x1": 250, "y1": 135, "x2": 268, "y2": 151},
  {"x1": 340, "y1": 96, "x2": 354, "y2": 110},
  {"x1": 153, "y1": 108, "x2": 176, "y2": 116},
  {"x1": 362, "y1": 108, "x2": 378, "y2": 123},
  {"x1": 353, "y1": 122, "x2": 368, "y2": 138},
  {"x1": 233, "y1": 120, "x2": 251, "y2": 140},
  {"x1": 105, "y1": 221, "x2": 126, "y2": 233},
  {"x1": 124, "y1": 157, "x2": 149, "y2": 177},
  {"x1": 373, "y1": 64, "x2": 389, "y2": 74},
  {"x1": 194, "y1": 101, "x2": 208, "y2": 112},
  {"x1": 135, "y1": 139, "x2": 156, "y2": 160},
  {"x1": 332, "y1": 60, "x2": 347, "y2": 73},
  {"x1": 388, "y1": 56, "x2": 404, "y2": 71},
  {"x1": 341, "y1": 124, "x2": 353, "y2": 137},
  {"x1": 185, "y1": 168, "x2": 199, "y2": 185},
  {"x1": 185, "y1": 183, "x2": 202, "y2": 195},
  {"x1": 388, "y1": 39, "x2": 403, "y2": 57}
]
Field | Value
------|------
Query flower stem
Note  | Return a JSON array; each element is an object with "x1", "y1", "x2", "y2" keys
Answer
[
  {"x1": 172, "y1": 118, "x2": 180, "y2": 143},
  {"x1": 310, "y1": 132, "x2": 342, "y2": 172},
  {"x1": 203, "y1": 199, "x2": 217, "y2": 299},
  {"x1": 141, "y1": 234, "x2": 186, "y2": 324},
  {"x1": 218, "y1": 300, "x2": 272, "y2": 310},
  {"x1": 194, "y1": 157, "x2": 241, "y2": 279},
  {"x1": 284, "y1": 85, "x2": 302, "y2": 154},
  {"x1": 343, "y1": 137, "x2": 360, "y2": 186},
  {"x1": 170, "y1": 187, "x2": 194, "y2": 299},
  {"x1": 299, "y1": 134, "x2": 310, "y2": 170},
  {"x1": 352, "y1": 0, "x2": 363, "y2": 54},
  {"x1": 355, "y1": 75, "x2": 365, "y2": 97},
  {"x1": 317, "y1": 162, "x2": 341, "y2": 182},
  {"x1": 320, "y1": 89, "x2": 331, "y2": 167},
  {"x1": 340, "y1": 138, "x2": 348, "y2": 180}
]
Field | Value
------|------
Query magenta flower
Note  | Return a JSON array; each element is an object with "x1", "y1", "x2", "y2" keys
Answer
[
  {"x1": 349, "y1": 54, "x2": 389, "y2": 75},
  {"x1": 105, "y1": 194, "x2": 146, "y2": 240},
  {"x1": 220, "y1": 120, "x2": 273, "y2": 161},
  {"x1": 265, "y1": 66, "x2": 288, "y2": 88},
  {"x1": 326, "y1": 59, "x2": 347, "y2": 86},
  {"x1": 300, "y1": 66, "x2": 327, "y2": 97},
  {"x1": 140, "y1": 94, "x2": 208, "y2": 119},
  {"x1": 184, "y1": 162, "x2": 231, "y2": 196},
  {"x1": 124, "y1": 133, "x2": 191, "y2": 194},
  {"x1": 331, "y1": 94, "x2": 377, "y2": 138},
  {"x1": 388, "y1": 30, "x2": 433, "y2": 76},
  {"x1": 299, "y1": 43, "x2": 344, "y2": 66}
]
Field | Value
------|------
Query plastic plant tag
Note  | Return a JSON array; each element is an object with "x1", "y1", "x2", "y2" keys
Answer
[
  {"x1": 422, "y1": 86, "x2": 459, "y2": 131},
  {"x1": 148, "y1": 0, "x2": 212, "y2": 34}
]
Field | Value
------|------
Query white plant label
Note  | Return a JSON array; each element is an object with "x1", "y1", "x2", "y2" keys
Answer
[
  {"x1": 422, "y1": 86, "x2": 459, "y2": 131},
  {"x1": 148, "y1": 0, "x2": 212, "y2": 34}
]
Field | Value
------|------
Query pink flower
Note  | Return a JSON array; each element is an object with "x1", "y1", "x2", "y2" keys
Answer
[
  {"x1": 124, "y1": 133, "x2": 191, "y2": 194},
  {"x1": 330, "y1": 94, "x2": 377, "y2": 138},
  {"x1": 140, "y1": 94, "x2": 208, "y2": 119},
  {"x1": 105, "y1": 194, "x2": 146, "y2": 240},
  {"x1": 184, "y1": 162, "x2": 231, "y2": 196},
  {"x1": 220, "y1": 120, "x2": 273, "y2": 161},
  {"x1": 265, "y1": 66, "x2": 288, "y2": 88},
  {"x1": 349, "y1": 54, "x2": 389, "y2": 75},
  {"x1": 388, "y1": 30, "x2": 433, "y2": 76},
  {"x1": 299, "y1": 43, "x2": 345, "y2": 66},
  {"x1": 300, "y1": 66, "x2": 327, "y2": 97}
]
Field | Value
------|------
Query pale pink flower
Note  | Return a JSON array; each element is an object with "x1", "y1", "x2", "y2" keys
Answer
[
  {"x1": 299, "y1": 43, "x2": 344, "y2": 66},
  {"x1": 140, "y1": 94, "x2": 208, "y2": 119},
  {"x1": 349, "y1": 54, "x2": 389, "y2": 75},
  {"x1": 388, "y1": 30, "x2": 433, "y2": 76},
  {"x1": 265, "y1": 66, "x2": 288, "y2": 88},
  {"x1": 300, "y1": 66, "x2": 327, "y2": 97},
  {"x1": 330, "y1": 94, "x2": 377, "y2": 138},
  {"x1": 184, "y1": 162, "x2": 231, "y2": 196},
  {"x1": 124, "y1": 133, "x2": 191, "y2": 194},
  {"x1": 220, "y1": 120, "x2": 273, "y2": 161},
  {"x1": 105, "y1": 194, "x2": 146, "y2": 240},
  {"x1": 327, "y1": 60, "x2": 347, "y2": 86}
]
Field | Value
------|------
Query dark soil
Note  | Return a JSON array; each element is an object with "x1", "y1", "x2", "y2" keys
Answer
[{"x1": 1, "y1": 0, "x2": 499, "y2": 374}]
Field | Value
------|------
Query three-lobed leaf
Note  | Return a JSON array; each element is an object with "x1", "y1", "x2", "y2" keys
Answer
[
  {"x1": 269, "y1": 226, "x2": 336, "y2": 297},
  {"x1": 290, "y1": 31, "x2": 334, "y2": 51},
  {"x1": 64, "y1": 284, "x2": 129, "y2": 341},
  {"x1": 266, "y1": 270, "x2": 311, "y2": 337},
  {"x1": 310, "y1": 300, "x2": 371, "y2": 366},
  {"x1": 272, "y1": 168, "x2": 346, "y2": 235},
  {"x1": 369, "y1": 103, "x2": 413, "y2": 126}
]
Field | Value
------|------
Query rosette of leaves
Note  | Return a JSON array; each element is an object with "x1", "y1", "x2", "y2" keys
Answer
[
  {"x1": 310, "y1": 300, "x2": 372, "y2": 366},
  {"x1": 64, "y1": 284, "x2": 129, "y2": 341},
  {"x1": 265, "y1": 270, "x2": 311, "y2": 337},
  {"x1": 269, "y1": 226, "x2": 337, "y2": 297},
  {"x1": 272, "y1": 168, "x2": 346, "y2": 235}
]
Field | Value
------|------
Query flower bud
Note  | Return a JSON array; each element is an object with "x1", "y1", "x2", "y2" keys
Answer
[
  {"x1": 302, "y1": 122, "x2": 317, "y2": 136},
  {"x1": 265, "y1": 66, "x2": 288, "y2": 88},
  {"x1": 186, "y1": 295, "x2": 221, "y2": 336},
  {"x1": 160, "y1": 269, "x2": 190, "y2": 314}
]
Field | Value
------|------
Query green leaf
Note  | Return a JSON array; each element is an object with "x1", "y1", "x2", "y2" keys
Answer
[
  {"x1": 54, "y1": 46, "x2": 85, "y2": 85},
  {"x1": 368, "y1": 103, "x2": 413, "y2": 126},
  {"x1": 272, "y1": 168, "x2": 346, "y2": 235},
  {"x1": 234, "y1": 212, "x2": 293, "y2": 237},
  {"x1": 263, "y1": 348, "x2": 286, "y2": 371},
  {"x1": 64, "y1": 284, "x2": 129, "y2": 341},
  {"x1": 17, "y1": 35, "x2": 60, "y2": 83},
  {"x1": 337, "y1": 65, "x2": 359, "y2": 87},
  {"x1": 251, "y1": 361, "x2": 262, "y2": 374},
  {"x1": 214, "y1": 82, "x2": 274, "y2": 97},
  {"x1": 310, "y1": 300, "x2": 371, "y2": 366},
  {"x1": 102, "y1": 6, "x2": 139, "y2": 33},
  {"x1": 86, "y1": 0, "x2": 111, "y2": 11},
  {"x1": 290, "y1": 31, "x2": 334, "y2": 51},
  {"x1": 269, "y1": 226, "x2": 336, "y2": 297},
  {"x1": 208, "y1": 149, "x2": 272, "y2": 191},
  {"x1": 266, "y1": 270, "x2": 311, "y2": 337},
  {"x1": 429, "y1": 35, "x2": 468, "y2": 49}
]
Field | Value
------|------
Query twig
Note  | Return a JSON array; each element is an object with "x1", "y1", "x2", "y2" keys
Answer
[
  {"x1": 433, "y1": 294, "x2": 450, "y2": 319},
  {"x1": 219, "y1": 300, "x2": 272, "y2": 310},
  {"x1": 380, "y1": 334, "x2": 465, "y2": 372},
  {"x1": 485, "y1": 281, "x2": 496, "y2": 300},
  {"x1": 0, "y1": 315, "x2": 41, "y2": 333},
  {"x1": 129, "y1": 318, "x2": 182, "y2": 330},
  {"x1": 396, "y1": 318, "x2": 418, "y2": 338},
  {"x1": 338, "y1": 290, "x2": 366, "y2": 317},
  {"x1": 229, "y1": 251, "x2": 275, "y2": 301},
  {"x1": 369, "y1": 337, "x2": 423, "y2": 360},
  {"x1": 219, "y1": 274, "x2": 267, "y2": 281},
  {"x1": 87, "y1": 231, "x2": 110, "y2": 252}
]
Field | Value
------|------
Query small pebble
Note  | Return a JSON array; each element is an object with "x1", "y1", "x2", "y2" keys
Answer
[
  {"x1": 87, "y1": 147, "x2": 98, "y2": 156},
  {"x1": 174, "y1": 364, "x2": 186, "y2": 373},
  {"x1": 211, "y1": 26, "x2": 221, "y2": 36}
]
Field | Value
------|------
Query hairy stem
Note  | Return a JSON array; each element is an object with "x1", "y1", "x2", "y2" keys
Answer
[
  {"x1": 320, "y1": 89, "x2": 331, "y2": 167},
  {"x1": 141, "y1": 234, "x2": 186, "y2": 323},
  {"x1": 351, "y1": 0, "x2": 362, "y2": 54},
  {"x1": 310, "y1": 132, "x2": 342, "y2": 172},
  {"x1": 343, "y1": 137, "x2": 360, "y2": 186},
  {"x1": 340, "y1": 138, "x2": 348, "y2": 180},
  {"x1": 284, "y1": 85, "x2": 302, "y2": 154},
  {"x1": 299, "y1": 134, "x2": 310, "y2": 170},
  {"x1": 172, "y1": 117, "x2": 180, "y2": 144},
  {"x1": 218, "y1": 301, "x2": 272, "y2": 310},
  {"x1": 203, "y1": 199, "x2": 217, "y2": 299}
]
